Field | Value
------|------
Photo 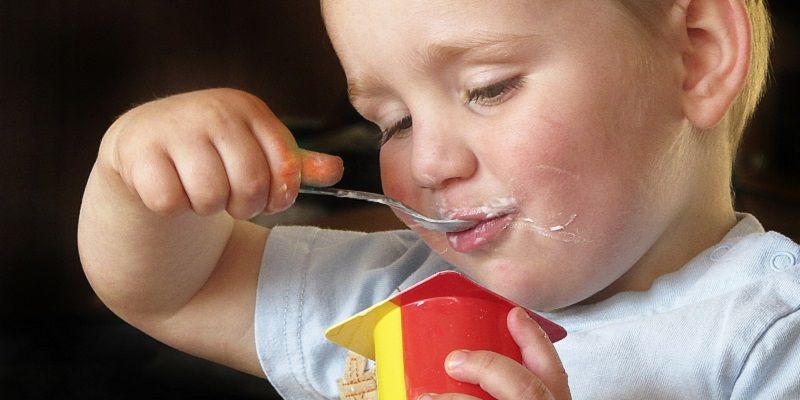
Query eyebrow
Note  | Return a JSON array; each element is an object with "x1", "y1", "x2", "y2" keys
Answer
[
  {"x1": 347, "y1": 32, "x2": 537, "y2": 105},
  {"x1": 417, "y1": 32, "x2": 536, "y2": 67}
]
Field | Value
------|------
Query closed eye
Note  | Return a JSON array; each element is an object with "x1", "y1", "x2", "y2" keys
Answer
[
  {"x1": 466, "y1": 76, "x2": 526, "y2": 106},
  {"x1": 379, "y1": 115, "x2": 412, "y2": 146},
  {"x1": 375, "y1": 76, "x2": 524, "y2": 146}
]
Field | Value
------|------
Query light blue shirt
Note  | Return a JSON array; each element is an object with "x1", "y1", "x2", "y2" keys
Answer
[
  {"x1": 545, "y1": 214, "x2": 800, "y2": 399},
  {"x1": 255, "y1": 214, "x2": 800, "y2": 399}
]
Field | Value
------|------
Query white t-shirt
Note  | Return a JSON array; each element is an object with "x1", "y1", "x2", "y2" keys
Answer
[{"x1": 255, "y1": 214, "x2": 800, "y2": 399}]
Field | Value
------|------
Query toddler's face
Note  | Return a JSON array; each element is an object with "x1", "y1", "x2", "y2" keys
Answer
[{"x1": 324, "y1": 0, "x2": 694, "y2": 309}]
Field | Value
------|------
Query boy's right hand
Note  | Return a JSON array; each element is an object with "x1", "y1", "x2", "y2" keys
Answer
[{"x1": 100, "y1": 88, "x2": 343, "y2": 220}]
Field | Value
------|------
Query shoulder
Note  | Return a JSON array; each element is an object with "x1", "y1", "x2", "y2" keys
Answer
[
  {"x1": 690, "y1": 228, "x2": 799, "y2": 298},
  {"x1": 730, "y1": 289, "x2": 800, "y2": 399},
  {"x1": 703, "y1": 229, "x2": 800, "y2": 337},
  {"x1": 715, "y1": 231, "x2": 800, "y2": 398}
]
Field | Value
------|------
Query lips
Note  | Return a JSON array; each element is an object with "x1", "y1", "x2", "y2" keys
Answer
[{"x1": 446, "y1": 213, "x2": 515, "y2": 253}]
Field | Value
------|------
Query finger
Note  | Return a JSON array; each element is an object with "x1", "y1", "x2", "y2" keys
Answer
[
  {"x1": 210, "y1": 123, "x2": 272, "y2": 220},
  {"x1": 444, "y1": 349, "x2": 555, "y2": 400},
  {"x1": 130, "y1": 148, "x2": 190, "y2": 217},
  {"x1": 246, "y1": 101, "x2": 303, "y2": 213},
  {"x1": 170, "y1": 139, "x2": 230, "y2": 216},
  {"x1": 299, "y1": 149, "x2": 344, "y2": 187},
  {"x1": 508, "y1": 307, "x2": 570, "y2": 400}
]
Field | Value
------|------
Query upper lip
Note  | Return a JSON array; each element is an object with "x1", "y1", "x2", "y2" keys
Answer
[
  {"x1": 434, "y1": 194, "x2": 520, "y2": 221},
  {"x1": 445, "y1": 208, "x2": 518, "y2": 222}
]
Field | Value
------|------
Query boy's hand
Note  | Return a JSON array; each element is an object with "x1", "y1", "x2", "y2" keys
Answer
[
  {"x1": 81, "y1": 88, "x2": 344, "y2": 376},
  {"x1": 422, "y1": 307, "x2": 571, "y2": 400},
  {"x1": 101, "y1": 88, "x2": 343, "y2": 220}
]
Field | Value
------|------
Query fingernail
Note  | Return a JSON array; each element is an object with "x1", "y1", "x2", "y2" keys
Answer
[
  {"x1": 418, "y1": 394, "x2": 438, "y2": 400},
  {"x1": 283, "y1": 190, "x2": 297, "y2": 208},
  {"x1": 248, "y1": 208, "x2": 263, "y2": 219},
  {"x1": 515, "y1": 306, "x2": 533, "y2": 320},
  {"x1": 446, "y1": 350, "x2": 467, "y2": 370}
]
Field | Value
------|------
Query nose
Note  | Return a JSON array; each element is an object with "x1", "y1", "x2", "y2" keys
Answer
[{"x1": 409, "y1": 116, "x2": 478, "y2": 189}]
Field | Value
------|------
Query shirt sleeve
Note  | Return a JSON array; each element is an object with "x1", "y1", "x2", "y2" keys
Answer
[
  {"x1": 254, "y1": 226, "x2": 449, "y2": 399},
  {"x1": 730, "y1": 302, "x2": 800, "y2": 399}
]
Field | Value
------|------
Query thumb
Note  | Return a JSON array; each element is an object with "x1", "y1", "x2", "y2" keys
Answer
[{"x1": 299, "y1": 149, "x2": 344, "y2": 187}]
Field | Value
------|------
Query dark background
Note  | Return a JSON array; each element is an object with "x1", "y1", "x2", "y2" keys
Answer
[{"x1": 1, "y1": 2, "x2": 798, "y2": 399}]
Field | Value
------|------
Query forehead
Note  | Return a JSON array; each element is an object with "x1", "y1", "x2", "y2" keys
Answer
[
  {"x1": 323, "y1": 0, "x2": 550, "y2": 56},
  {"x1": 323, "y1": 1, "x2": 549, "y2": 60},
  {"x1": 321, "y1": 0, "x2": 634, "y2": 101}
]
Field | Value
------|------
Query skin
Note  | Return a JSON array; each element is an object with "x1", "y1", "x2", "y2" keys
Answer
[{"x1": 77, "y1": 0, "x2": 752, "y2": 398}]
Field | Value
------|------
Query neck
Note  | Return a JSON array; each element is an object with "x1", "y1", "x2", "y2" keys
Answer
[
  {"x1": 584, "y1": 199, "x2": 736, "y2": 305},
  {"x1": 582, "y1": 128, "x2": 738, "y2": 305}
]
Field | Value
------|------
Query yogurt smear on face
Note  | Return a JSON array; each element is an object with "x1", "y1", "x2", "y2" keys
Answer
[
  {"x1": 439, "y1": 195, "x2": 585, "y2": 252},
  {"x1": 439, "y1": 196, "x2": 519, "y2": 220}
]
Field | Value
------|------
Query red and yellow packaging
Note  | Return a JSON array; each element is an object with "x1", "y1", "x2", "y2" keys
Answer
[{"x1": 325, "y1": 271, "x2": 567, "y2": 400}]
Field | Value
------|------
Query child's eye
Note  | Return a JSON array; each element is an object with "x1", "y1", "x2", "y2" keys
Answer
[
  {"x1": 379, "y1": 115, "x2": 412, "y2": 145},
  {"x1": 466, "y1": 76, "x2": 526, "y2": 106}
]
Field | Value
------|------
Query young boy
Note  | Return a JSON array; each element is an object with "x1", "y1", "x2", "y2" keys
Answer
[{"x1": 78, "y1": 0, "x2": 799, "y2": 399}]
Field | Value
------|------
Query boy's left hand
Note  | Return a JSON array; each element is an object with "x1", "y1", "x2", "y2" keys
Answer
[{"x1": 421, "y1": 307, "x2": 571, "y2": 400}]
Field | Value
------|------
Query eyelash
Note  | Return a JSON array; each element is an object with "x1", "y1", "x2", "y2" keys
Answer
[
  {"x1": 378, "y1": 115, "x2": 412, "y2": 146},
  {"x1": 466, "y1": 76, "x2": 526, "y2": 106},
  {"x1": 377, "y1": 76, "x2": 526, "y2": 145}
]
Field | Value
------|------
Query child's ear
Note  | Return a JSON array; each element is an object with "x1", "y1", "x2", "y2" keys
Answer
[{"x1": 679, "y1": 0, "x2": 752, "y2": 129}]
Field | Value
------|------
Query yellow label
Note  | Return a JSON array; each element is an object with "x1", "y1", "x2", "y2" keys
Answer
[{"x1": 374, "y1": 305, "x2": 407, "y2": 399}]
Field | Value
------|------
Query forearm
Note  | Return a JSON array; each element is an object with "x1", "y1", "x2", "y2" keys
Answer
[{"x1": 78, "y1": 155, "x2": 235, "y2": 321}]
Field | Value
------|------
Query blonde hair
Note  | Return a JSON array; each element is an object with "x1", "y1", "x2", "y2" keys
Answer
[{"x1": 617, "y1": 0, "x2": 773, "y2": 151}]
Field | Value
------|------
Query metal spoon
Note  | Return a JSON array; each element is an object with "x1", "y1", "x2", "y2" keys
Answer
[{"x1": 298, "y1": 186, "x2": 477, "y2": 232}]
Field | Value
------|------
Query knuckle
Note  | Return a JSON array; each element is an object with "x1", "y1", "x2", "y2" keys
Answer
[
  {"x1": 234, "y1": 89, "x2": 270, "y2": 113},
  {"x1": 200, "y1": 98, "x2": 235, "y2": 129},
  {"x1": 209, "y1": 88, "x2": 267, "y2": 115},
  {"x1": 239, "y1": 175, "x2": 271, "y2": 200},
  {"x1": 147, "y1": 192, "x2": 184, "y2": 216}
]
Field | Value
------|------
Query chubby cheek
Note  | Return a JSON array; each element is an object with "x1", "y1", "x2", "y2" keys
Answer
[
  {"x1": 379, "y1": 148, "x2": 411, "y2": 206},
  {"x1": 514, "y1": 77, "x2": 661, "y2": 235},
  {"x1": 491, "y1": 112, "x2": 608, "y2": 234},
  {"x1": 464, "y1": 110, "x2": 653, "y2": 306}
]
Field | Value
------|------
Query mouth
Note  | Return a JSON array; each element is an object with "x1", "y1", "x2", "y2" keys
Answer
[{"x1": 445, "y1": 211, "x2": 516, "y2": 253}]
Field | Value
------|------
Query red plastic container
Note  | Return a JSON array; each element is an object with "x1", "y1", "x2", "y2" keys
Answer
[{"x1": 326, "y1": 271, "x2": 567, "y2": 400}]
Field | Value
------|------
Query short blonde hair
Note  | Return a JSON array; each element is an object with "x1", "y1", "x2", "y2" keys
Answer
[
  {"x1": 731, "y1": 0, "x2": 773, "y2": 148},
  {"x1": 617, "y1": 0, "x2": 773, "y2": 150}
]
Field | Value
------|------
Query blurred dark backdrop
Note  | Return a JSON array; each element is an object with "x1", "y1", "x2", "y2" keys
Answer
[{"x1": 0, "y1": 1, "x2": 797, "y2": 399}]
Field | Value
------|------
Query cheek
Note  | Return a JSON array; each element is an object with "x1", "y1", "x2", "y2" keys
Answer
[
  {"x1": 489, "y1": 112, "x2": 595, "y2": 220},
  {"x1": 379, "y1": 148, "x2": 410, "y2": 202},
  {"x1": 380, "y1": 147, "x2": 424, "y2": 230},
  {"x1": 489, "y1": 98, "x2": 649, "y2": 241}
]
